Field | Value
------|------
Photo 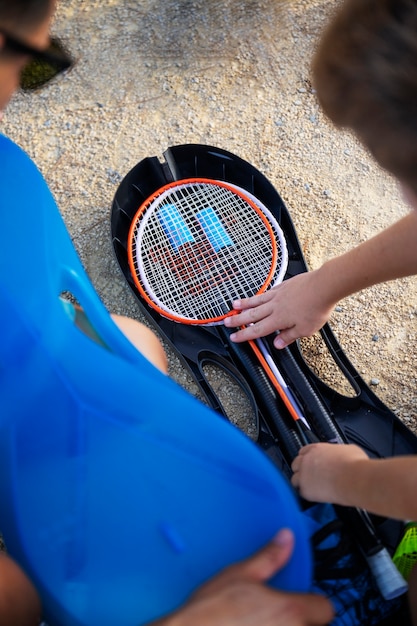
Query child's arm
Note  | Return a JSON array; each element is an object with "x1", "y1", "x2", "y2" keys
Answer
[
  {"x1": 291, "y1": 443, "x2": 417, "y2": 521},
  {"x1": 0, "y1": 553, "x2": 41, "y2": 625},
  {"x1": 224, "y1": 210, "x2": 417, "y2": 348}
]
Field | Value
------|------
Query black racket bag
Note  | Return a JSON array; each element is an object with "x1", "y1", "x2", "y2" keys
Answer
[{"x1": 111, "y1": 144, "x2": 417, "y2": 625}]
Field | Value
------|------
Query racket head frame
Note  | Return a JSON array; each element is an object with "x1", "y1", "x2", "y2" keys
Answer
[{"x1": 127, "y1": 177, "x2": 288, "y2": 325}]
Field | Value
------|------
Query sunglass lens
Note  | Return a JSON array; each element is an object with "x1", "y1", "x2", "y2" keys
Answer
[
  {"x1": 20, "y1": 38, "x2": 72, "y2": 91},
  {"x1": 20, "y1": 59, "x2": 61, "y2": 90}
]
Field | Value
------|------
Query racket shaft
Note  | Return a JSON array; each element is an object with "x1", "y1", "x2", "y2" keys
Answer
[
  {"x1": 220, "y1": 327, "x2": 302, "y2": 461},
  {"x1": 256, "y1": 338, "x2": 307, "y2": 424},
  {"x1": 249, "y1": 340, "x2": 305, "y2": 426},
  {"x1": 274, "y1": 344, "x2": 343, "y2": 443},
  {"x1": 250, "y1": 338, "x2": 320, "y2": 447}
]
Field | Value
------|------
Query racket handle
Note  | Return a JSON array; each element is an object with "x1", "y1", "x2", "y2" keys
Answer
[{"x1": 366, "y1": 546, "x2": 408, "y2": 600}]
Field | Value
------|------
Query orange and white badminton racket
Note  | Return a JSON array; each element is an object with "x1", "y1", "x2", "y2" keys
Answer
[{"x1": 127, "y1": 177, "x2": 311, "y2": 435}]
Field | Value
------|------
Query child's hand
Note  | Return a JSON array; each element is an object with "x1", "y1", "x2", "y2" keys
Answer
[
  {"x1": 223, "y1": 270, "x2": 334, "y2": 349},
  {"x1": 291, "y1": 443, "x2": 369, "y2": 505}
]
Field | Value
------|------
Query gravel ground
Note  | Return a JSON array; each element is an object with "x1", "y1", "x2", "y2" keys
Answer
[{"x1": 4, "y1": 0, "x2": 417, "y2": 433}]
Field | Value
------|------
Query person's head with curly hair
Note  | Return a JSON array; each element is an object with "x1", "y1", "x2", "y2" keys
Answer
[{"x1": 313, "y1": 0, "x2": 417, "y2": 196}]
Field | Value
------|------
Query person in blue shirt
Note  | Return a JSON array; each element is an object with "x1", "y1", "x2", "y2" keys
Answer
[{"x1": 0, "y1": 1, "x2": 333, "y2": 625}]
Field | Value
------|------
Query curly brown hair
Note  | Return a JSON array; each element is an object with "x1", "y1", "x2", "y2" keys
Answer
[{"x1": 313, "y1": 0, "x2": 417, "y2": 194}]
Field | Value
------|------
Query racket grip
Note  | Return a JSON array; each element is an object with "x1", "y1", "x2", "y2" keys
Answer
[{"x1": 366, "y1": 547, "x2": 408, "y2": 600}]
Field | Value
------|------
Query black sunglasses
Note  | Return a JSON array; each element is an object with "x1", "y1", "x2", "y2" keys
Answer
[{"x1": 2, "y1": 32, "x2": 73, "y2": 90}]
